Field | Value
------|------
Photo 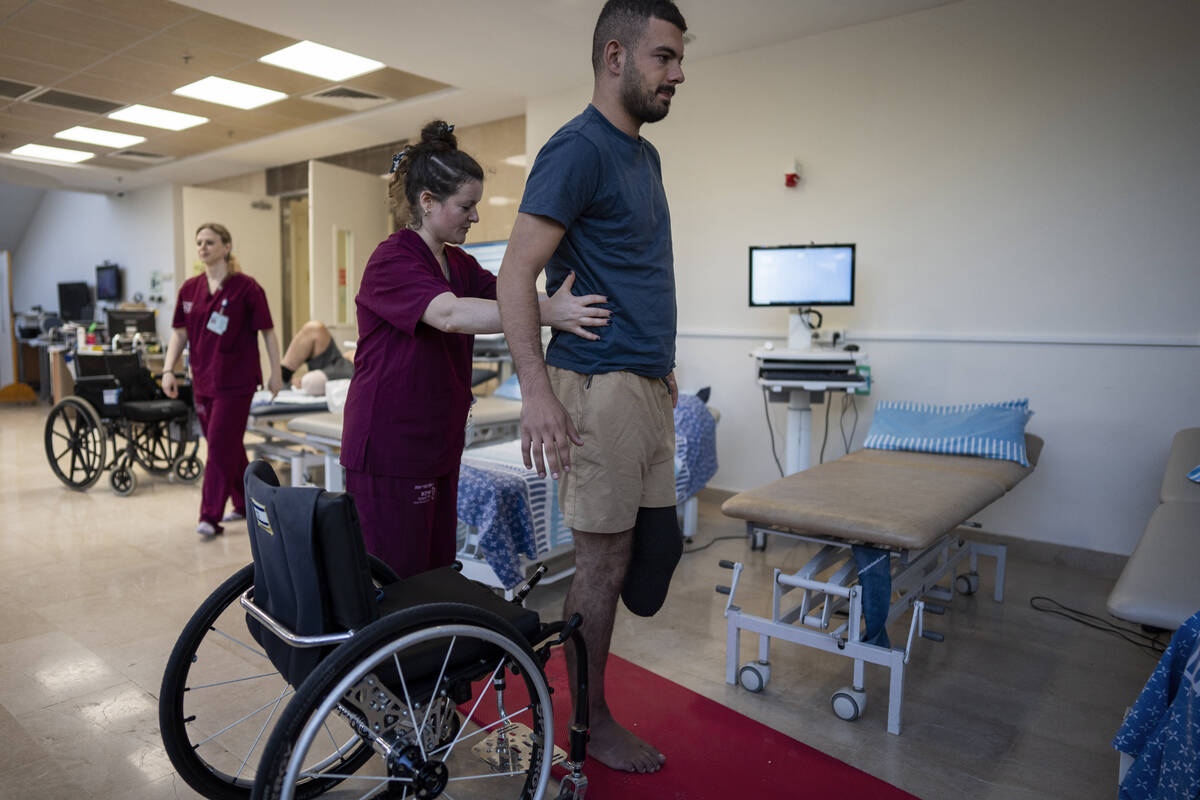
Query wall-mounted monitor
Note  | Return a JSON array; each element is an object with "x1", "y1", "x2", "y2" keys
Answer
[
  {"x1": 107, "y1": 307, "x2": 157, "y2": 335},
  {"x1": 96, "y1": 263, "x2": 122, "y2": 301},
  {"x1": 57, "y1": 281, "x2": 93, "y2": 322},
  {"x1": 459, "y1": 240, "x2": 507, "y2": 276},
  {"x1": 749, "y1": 243, "x2": 855, "y2": 307}
]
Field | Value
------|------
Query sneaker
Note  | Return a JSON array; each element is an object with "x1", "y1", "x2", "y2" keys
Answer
[
  {"x1": 196, "y1": 521, "x2": 220, "y2": 538},
  {"x1": 222, "y1": 511, "x2": 245, "y2": 522}
]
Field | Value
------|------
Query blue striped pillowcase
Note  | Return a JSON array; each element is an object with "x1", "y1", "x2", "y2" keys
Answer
[
  {"x1": 862, "y1": 399, "x2": 1033, "y2": 466},
  {"x1": 1188, "y1": 465, "x2": 1200, "y2": 484}
]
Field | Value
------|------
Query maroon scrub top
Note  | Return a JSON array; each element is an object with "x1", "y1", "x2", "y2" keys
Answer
[
  {"x1": 172, "y1": 271, "x2": 274, "y2": 395},
  {"x1": 340, "y1": 229, "x2": 498, "y2": 478}
]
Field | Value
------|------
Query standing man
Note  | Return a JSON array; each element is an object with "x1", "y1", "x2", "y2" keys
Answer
[{"x1": 497, "y1": 0, "x2": 686, "y2": 774}]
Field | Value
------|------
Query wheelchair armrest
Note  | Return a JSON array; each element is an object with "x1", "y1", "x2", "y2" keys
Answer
[{"x1": 239, "y1": 587, "x2": 355, "y2": 649}]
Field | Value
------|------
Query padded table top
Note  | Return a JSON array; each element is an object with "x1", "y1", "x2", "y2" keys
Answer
[
  {"x1": 1161, "y1": 427, "x2": 1200, "y2": 504},
  {"x1": 288, "y1": 412, "x2": 343, "y2": 439},
  {"x1": 1107, "y1": 502, "x2": 1200, "y2": 630}
]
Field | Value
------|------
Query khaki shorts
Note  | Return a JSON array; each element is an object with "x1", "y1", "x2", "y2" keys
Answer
[{"x1": 549, "y1": 366, "x2": 676, "y2": 533}]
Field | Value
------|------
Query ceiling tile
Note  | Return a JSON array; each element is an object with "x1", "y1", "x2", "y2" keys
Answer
[
  {"x1": 0, "y1": 0, "x2": 31, "y2": 17},
  {"x1": 45, "y1": 0, "x2": 197, "y2": 32},
  {"x1": 221, "y1": 61, "x2": 328, "y2": 97},
  {"x1": 121, "y1": 34, "x2": 250, "y2": 76},
  {"x1": 86, "y1": 55, "x2": 201, "y2": 93},
  {"x1": 85, "y1": 154, "x2": 146, "y2": 170},
  {"x1": 168, "y1": 12, "x2": 294, "y2": 60},
  {"x1": 0, "y1": 54, "x2": 70, "y2": 87},
  {"x1": 0, "y1": 111, "x2": 61, "y2": 138},
  {"x1": 208, "y1": 106, "x2": 302, "y2": 136},
  {"x1": 7, "y1": 2, "x2": 149, "y2": 52},
  {"x1": 343, "y1": 68, "x2": 451, "y2": 101},
  {"x1": 54, "y1": 73, "x2": 147, "y2": 105},
  {"x1": 265, "y1": 97, "x2": 349, "y2": 124},
  {"x1": 3, "y1": 100, "x2": 93, "y2": 126},
  {"x1": 0, "y1": 27, "x2": 109, "y2": 72}
]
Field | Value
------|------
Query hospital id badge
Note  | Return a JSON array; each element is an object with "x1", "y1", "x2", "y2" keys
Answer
[{"x1": 207, "y1": 309, "x2": 229, "y2": 335}]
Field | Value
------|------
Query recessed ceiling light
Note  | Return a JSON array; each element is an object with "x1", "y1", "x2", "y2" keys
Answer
[
  {"x1": 109, "y1": 104, "x2": 209, "y2": 131},
  {"x1": 259, "y1": 41, "x2": 385, "y2": 82},
  {"x1": 503, "y1": 154, "x2": 527, "y2": 168},
  {"x1": 173, "y1": 76, "x2": 287, "y2": 110},
  {"x1": 11, "y1": 143, "x2": 94, "y2": 163},
  {"x1": 55, "y1": 126, "x2": 146, "y2": 149},
  {"x1": 488, "y1": 196, "x2": 517, "y2": 207}
]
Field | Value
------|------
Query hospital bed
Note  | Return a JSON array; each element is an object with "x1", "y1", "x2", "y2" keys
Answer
[
  {"x1": 244, "y1": 390, "x2": 337, "y2": 489},
  {"x1": 718, "y1": 434, "x2": 1042, "y2": 735}
]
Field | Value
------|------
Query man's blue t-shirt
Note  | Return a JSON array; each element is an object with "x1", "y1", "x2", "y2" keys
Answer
[{"x1": 519, "y1": 104, "x2": 676, "y2": 378}]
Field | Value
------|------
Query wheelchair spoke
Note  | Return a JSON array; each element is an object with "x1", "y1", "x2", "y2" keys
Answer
[
  {"x1": 234, "y1": 684, "x2": 292, "y2": 782},
  {"x1": 192, "y1": 685, "x2": 294, "y2": 748},
  {"x1": 187, "y1": 670, "x2": 277, "y2": 691},
  {"x1": 207, "y1": 625, "x2": 270, "y2": 659}
]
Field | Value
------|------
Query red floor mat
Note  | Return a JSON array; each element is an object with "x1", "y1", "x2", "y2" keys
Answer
[{"x1": 472, "y1": 648, "x2": 920, "y2": 799}]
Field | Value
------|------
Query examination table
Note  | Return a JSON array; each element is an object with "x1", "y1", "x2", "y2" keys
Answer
[{"x1": 719, "y1": 434, "x2": 1042, "y2": 735}]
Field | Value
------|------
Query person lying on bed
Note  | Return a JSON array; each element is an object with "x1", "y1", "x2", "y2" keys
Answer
[{"x1": 280, "y1": 320, "x2": 353, "y2": 395}]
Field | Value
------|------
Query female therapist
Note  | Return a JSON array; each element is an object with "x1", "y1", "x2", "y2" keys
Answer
[
  {"x1": 341, "y1": 120, "x2": 609, "y2": 578},
  {"x1": 162, "y1": 223, "x2": 283, "y2": 537}
]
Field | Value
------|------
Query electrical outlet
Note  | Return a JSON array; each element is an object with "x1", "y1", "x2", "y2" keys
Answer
[{"x1": 812, "y1": 328, "x2": 846, "y2": 346}]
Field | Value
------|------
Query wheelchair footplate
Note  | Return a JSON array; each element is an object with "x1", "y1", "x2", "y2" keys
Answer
[{"x1": 472, "y1": 720, "x2": 567, "y2": 772}]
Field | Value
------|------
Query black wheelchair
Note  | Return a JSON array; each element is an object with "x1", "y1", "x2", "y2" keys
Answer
[
  {"x1": 158, "y1": 460, "x2": 590, "y2": 799},
  {"x1": 43, "y1": 352, "x2": 203, "y2": 495}
]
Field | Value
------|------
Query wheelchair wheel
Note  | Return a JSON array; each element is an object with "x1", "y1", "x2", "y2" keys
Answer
[
  {"x1": 253, "y1": 602, "x2": 555, "y2": 800},
  {"x1": 44, "y1": 396, "x2": 107, "y2": 490},
  {"x1": 131, "y1": 419, "x2": 185, "y2": 474},
  {"x1": 110, "y1": 457, "x2": 137, "y2": 496},
  {"x1": 160, "y1": 564, "x2": 386, "y2": 800},
  {"x1": 173, "y1": 453, "x2": 204, "y2": 484}
]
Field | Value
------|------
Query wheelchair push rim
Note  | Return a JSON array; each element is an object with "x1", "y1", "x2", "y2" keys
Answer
[
  {"x1": 44, "y1": 396, "x2": 108, "y2": 490},
  {"x1": 254, "y1": 604, "x2": 556, "y2": 800},
  {"x1": 159, "y1": 564, "x2": 375, "y2": 800}
]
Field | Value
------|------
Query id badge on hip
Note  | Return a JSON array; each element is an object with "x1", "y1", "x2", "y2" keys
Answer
[{"x1": 206, "y1": 299, "x2": 229, "y2": 335}]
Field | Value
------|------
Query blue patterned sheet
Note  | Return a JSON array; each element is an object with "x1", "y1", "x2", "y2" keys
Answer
[
  {"x1": 456, "y1": 393, "x2": 720, "y2": 588},
  {"x1": 1113, "y1": 608, "x2": 1200, "y2": 799}
]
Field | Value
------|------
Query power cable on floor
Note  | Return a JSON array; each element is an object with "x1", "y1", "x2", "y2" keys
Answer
[
  {"x1": 683, "y1": 534, "x2": 745, "y2": 555},
  {"x1": 1029, "y1": 595, "x2": 1166, "y2": 657}
]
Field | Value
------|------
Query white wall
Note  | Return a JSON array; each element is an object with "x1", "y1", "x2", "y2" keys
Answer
[
  {"x1": 13, "y1": 185, "x2": 181, "y2": 343},
  {"x1": 526, "y1": 0, "x2": 1200, "y2": 555}
]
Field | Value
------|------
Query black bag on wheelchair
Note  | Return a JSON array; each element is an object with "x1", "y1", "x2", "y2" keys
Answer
[{"x1": 243, "y1": 459, "x2": 378, "y2": 686}]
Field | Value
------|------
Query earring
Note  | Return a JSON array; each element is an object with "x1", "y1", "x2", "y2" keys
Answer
[{"x1": 424, "y1": 207, "x2": 431, "y2": 216}]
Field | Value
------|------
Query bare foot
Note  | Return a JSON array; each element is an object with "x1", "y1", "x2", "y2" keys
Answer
[{"x1": 587, "y1": 715, "x2": 665, "y2": 773}]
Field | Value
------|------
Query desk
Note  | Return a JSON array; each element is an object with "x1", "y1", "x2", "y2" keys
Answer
[{"x1": 753, "y1": 347, "x2": 869, "y2": 474}]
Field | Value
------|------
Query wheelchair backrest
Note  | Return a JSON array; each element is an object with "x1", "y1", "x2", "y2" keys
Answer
[
  {"x1": 242, "y1": 459, "x2": 380, "y2": 686},
  {"x1": 75, "y1": 352, "x2": 160, "y2": 402}
]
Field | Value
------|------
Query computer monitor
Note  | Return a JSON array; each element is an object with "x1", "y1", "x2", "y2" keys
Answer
[
  {"x1": 459, "y1": 240, "x2": 507, "y2": 276},
  {"x1": 107, "y1": 308, "x2": 157, "y2": 335},
  {"x1": 748, "y1": 244, "x2": 855, "y2": 307},
  {"x1": 57, "y1": 281, "x2": 93, "y2": 322},
  {"x1": 96, "y1": 263, "x2": 122, "y2": 301}
]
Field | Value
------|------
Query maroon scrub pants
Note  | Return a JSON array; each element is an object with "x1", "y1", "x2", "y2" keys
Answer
[
  {"x1": 345, "y1": 468, "x2": 458, "y2": 579},
  {"x1": 193, "y1": 392, "x2": 253, "y2": 528}
]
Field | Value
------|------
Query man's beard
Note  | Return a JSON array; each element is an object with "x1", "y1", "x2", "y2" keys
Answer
[{"x1": 620, "y1": 60, "x2": 673, "y2": 125}]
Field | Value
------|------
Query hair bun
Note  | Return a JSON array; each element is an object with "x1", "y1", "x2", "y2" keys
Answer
[{"x1": 421, "y1": 120, "x2": 457, "y2": 149}]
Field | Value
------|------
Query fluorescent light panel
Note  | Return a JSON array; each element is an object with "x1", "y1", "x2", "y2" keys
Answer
[
  {"x1": 109, "y1": 104, "x2": 208, "y2": 131},
  {"x1": 173, "y1": 76, "x2": 287, "y2": 110},
  {"x1": 259, "y1": 40, "x2": 384, "y2": 81},
  {"x1": 55, "y1": 126, "x2": 145, "y2": 148},
  {"x1": 12, "y1": 143, "x2": 94, "y2": 163}
]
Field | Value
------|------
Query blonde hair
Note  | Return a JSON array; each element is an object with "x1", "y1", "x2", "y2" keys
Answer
[{"x1": 196, "y1": 222, "x2": 241, "y2": 272}]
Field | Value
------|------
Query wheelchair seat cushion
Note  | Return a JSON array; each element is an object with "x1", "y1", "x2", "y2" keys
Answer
[
  {"x1": 377, "y1": 566, "x2": 540, "y2": 643},
  {"x1": 120, "y1": 398, "x2": 188, "y2": 422}
]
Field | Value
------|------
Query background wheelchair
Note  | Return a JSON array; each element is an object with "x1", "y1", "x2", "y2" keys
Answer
[
  {"x1": 43, "y1": 352, "x2": 203, "y2": 495},
  {"x1": 158, "y1": 460, "x2": 590, "y2": 799}
]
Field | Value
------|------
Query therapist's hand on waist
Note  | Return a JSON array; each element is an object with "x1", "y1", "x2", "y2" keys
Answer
[
  {"x1": 543, "y1": 272, "x2": 610, "y2": 341},
  {"x1": 520, "y1": 387, "x2": 582, "y2": 480}
]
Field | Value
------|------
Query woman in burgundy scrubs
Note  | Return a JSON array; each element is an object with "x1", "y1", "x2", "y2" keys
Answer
[
  {"x1": 162, "y1": 223, "x2": 283, "y2": 537},
  {"x1": 341, "y1": 120, "x2": 609, "y2": 578}
]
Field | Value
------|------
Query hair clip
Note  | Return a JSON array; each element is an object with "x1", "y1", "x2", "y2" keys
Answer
[
  {"x1": 389, "y1": 151, "x2": 404, "y2": 174},
  {"x1": 436, "y1": 121, "x2": 455, "y2": 136}
]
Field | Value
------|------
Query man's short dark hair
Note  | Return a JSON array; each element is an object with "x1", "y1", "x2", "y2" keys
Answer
[{"x1": 591, "y1": 0, "x2": 687, "y2": 75}]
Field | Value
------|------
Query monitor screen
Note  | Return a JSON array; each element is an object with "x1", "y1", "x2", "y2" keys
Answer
[
  {"x1": 459, "y1": 240, "x2": 507, "y2": 276},
  {"x1": 96, "y1": 263, "x2": 122, "y2": 300},
  {"x1": 107, "y1": 308, "x2": 157, "y2": 334},
  {"x1": 749, "y1": 244, "x2": 855, "y2": 307},
  {"x1": 57, "y1": 281, "x2": 93, "y2": 322}
]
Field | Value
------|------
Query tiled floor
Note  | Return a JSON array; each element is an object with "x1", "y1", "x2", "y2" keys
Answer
[{"x1": 1, "y1": 402, "x2": 1156, "y2": 799}]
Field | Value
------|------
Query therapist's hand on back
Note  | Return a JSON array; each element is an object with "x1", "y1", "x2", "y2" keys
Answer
[{"x1": 542, "y1": 272, "x2": 610, "y2": 341}]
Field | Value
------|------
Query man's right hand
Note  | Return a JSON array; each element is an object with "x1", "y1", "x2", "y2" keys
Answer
[
  {"x1": 161, "y1": 371, "x2": 178, "y2": 399},
  {"x1": 520, "y1": 388, "x2": 583, "y2": 479}
]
